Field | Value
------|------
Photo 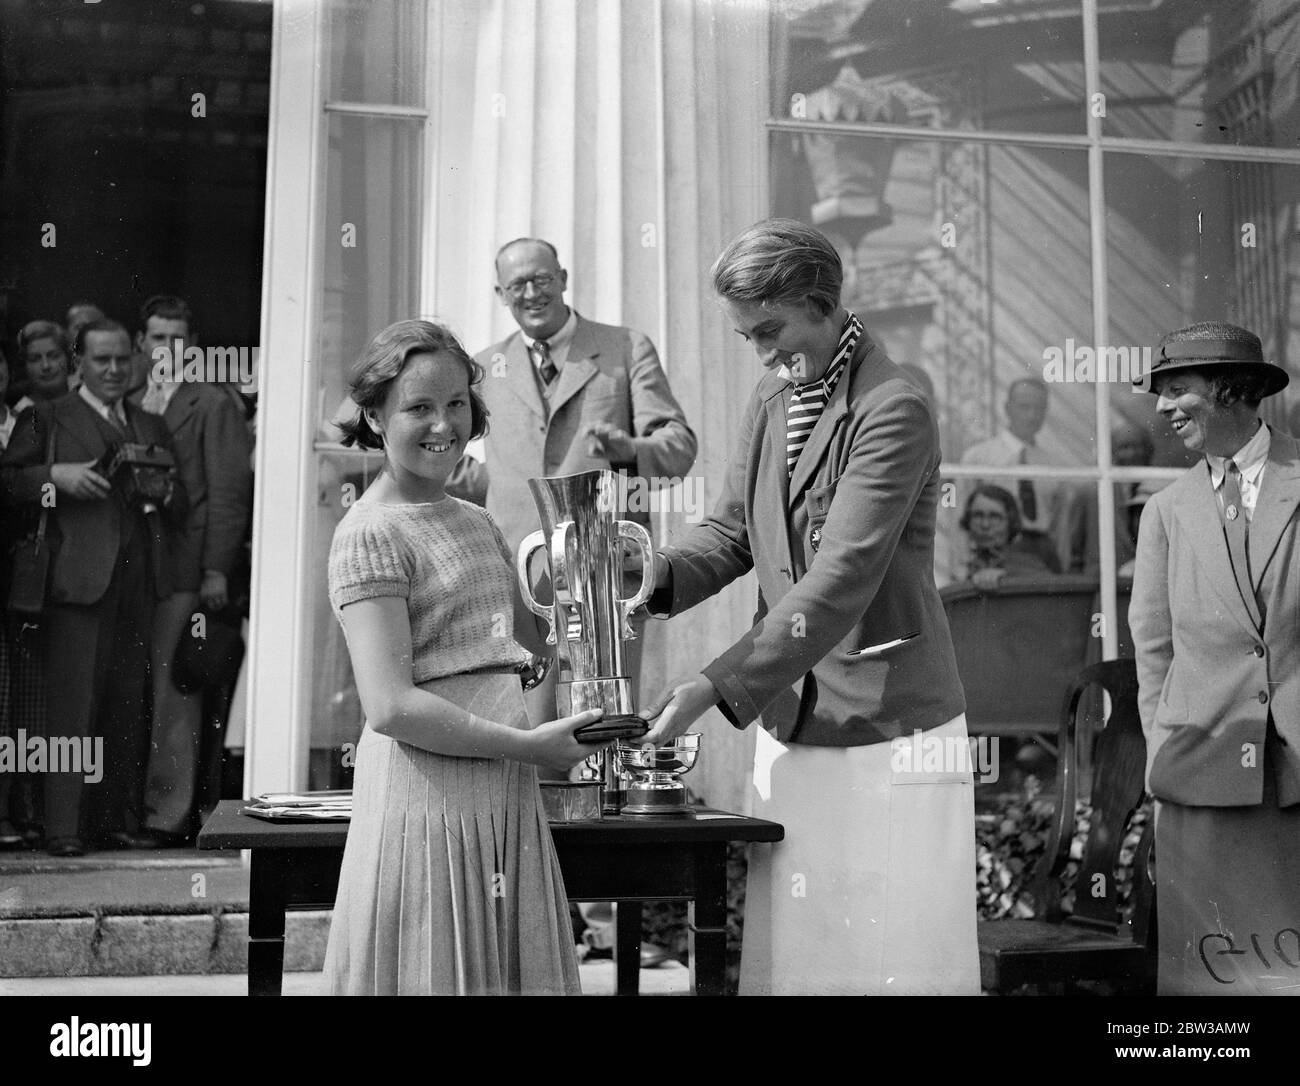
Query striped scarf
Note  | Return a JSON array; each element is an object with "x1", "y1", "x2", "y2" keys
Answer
[{"x1": 786, "y1": 313, "x2": 861, "y2": 476}]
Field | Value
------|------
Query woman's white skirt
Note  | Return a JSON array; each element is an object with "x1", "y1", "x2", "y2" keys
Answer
[{"x1": 739, "y1": 714, "x2": 980, "y2": 996}]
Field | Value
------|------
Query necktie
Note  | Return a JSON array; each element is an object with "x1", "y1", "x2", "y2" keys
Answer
[
  {"x1": 1017, "y1": 446, "x2": 1038, "y2": 523},
  {"x1": 531, "y1": 340, "x2": 557, "y2": 386},
  {"x1": 105, "y1": 404, "x2": 127, "y2": 435},
  {"x1": 142, "y1": 382, "x2": 169, "y2": 416},
  {"x1": 1222, "y1": 459, "x2": 1259, "y2": 626}
]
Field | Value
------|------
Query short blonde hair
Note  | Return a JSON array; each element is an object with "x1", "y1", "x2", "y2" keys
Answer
[{"x1": 710, "y1": 218, "x2": 843, "y2": 315}]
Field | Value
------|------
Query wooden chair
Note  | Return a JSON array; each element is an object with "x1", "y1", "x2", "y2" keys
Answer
[
  {"x1": 942, "y1": 574, "x2": 1100, "y2": 747},
  {"x1": 977, "y1": 659, "x2": 1156, "y2": 994}
]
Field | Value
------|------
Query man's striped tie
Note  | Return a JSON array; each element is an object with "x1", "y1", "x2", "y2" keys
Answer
[{"x1": 786, "y1": 315, "x2": 860, "y2": 476}]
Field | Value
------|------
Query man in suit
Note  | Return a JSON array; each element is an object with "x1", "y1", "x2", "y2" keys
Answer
[
  {"x1": 1129, "y1": 321, "x2": 1299, "y2": 994},
  {"x1": 460, "y1": 237, "x2": 697, "y2": 722},
  {"x1": 134, "y1": 296, "x2": 252, "y2": 844},
  {"x1": 640, "y1": 219, "x2": 977, "y2": 995},
  {"x1": 961, "y1": 376, "x2": 1072, "y2": 571},
  {"x1": 0, "y1": 319, "x2": 187, "y2": 855},
  {"x1": 458, "y1": 237, "x2": 696, "y2": 962}
]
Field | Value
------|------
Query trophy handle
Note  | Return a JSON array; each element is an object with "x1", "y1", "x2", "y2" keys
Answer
[
  {"x1": 516, "y1": 529, "x2": 557, "y2": 646},
  {"x1": 615, "y1": 520, "x2": 655, "y2": 640}
]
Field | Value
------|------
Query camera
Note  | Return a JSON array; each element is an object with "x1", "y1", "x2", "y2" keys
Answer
[{"x1": 96, "y1": 442, "x2": 176, "y2": 512}]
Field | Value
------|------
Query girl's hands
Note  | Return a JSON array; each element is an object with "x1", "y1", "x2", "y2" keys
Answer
[{"x1": 526, "y1": 708, "x2": 606, "y2": 776}]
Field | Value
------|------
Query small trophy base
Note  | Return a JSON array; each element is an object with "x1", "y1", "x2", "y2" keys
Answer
[{"x1": 621, "y1": 784, "x2": 695, "y2": 818}]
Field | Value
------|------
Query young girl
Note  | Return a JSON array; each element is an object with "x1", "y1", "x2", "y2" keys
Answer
[{"x1": 323, "y1": 319, "x2": 599, "y2": 995}]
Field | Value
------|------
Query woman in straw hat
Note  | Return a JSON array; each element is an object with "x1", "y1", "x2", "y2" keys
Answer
[{"x1": 1129, "y1": 321, "x2": 1300, "y2": 994}]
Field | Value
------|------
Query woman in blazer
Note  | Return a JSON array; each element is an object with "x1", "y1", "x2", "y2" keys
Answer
[
  {"x1": 640, "y1": 219, "x2": 978, "y2": 996},
  {"x1": 1129, "y1": 321, "x2": 1300, "y2": 995}
]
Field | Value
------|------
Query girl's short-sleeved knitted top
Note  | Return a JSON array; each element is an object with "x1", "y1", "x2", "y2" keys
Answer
[{"x1": 328, "y1": 493, "x2": 529, "y2": 683}]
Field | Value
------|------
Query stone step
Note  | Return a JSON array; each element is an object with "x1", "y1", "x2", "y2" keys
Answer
[
  {"x1": 0, "y1": 848, "x2": 327, "y2": 978},
  {"x1": 0, "y1": 909, "x2": 330, "y2": 978}
]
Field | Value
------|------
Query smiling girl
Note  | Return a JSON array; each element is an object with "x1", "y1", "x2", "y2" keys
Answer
[{"x1": 323, "y1": 320, "x2": 599, "y2": 995}]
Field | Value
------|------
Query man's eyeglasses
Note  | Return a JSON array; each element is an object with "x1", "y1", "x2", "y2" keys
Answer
[
  {"x1": 501, "y1": 274, "x2": 557, "y2": 299},
  {"x1": 968, "y1": 511, "x2": 1008, "y2": 523}
]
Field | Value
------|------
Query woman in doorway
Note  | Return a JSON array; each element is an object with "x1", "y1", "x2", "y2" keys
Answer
[{"x1": 323, "y1": 319, "x2": 597, "y2": 995}]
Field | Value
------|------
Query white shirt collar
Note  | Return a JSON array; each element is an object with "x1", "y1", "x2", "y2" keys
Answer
[
  {"x1": 523, "y1": 307, "x2": 577, "y2": 357},
  {"x1": 999, "y1": 430, "x2": 1035, "y2": 456},
  {"x1": 145, "y1": 378, "x2": 182, "y2": 413},
  {"x1": 1207, "y1": 420, "x2": 1270, "y2": 489},
  {"x1": 79, "y1": 384, "x2": 127, "y2": 425}
]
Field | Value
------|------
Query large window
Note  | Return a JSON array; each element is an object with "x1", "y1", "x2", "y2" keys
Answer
[{"x1": 769, "y1": 0, "x2": 1300, "y2": 656}]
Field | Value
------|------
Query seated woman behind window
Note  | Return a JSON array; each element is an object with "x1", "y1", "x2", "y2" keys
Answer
[{"x1": 960, "y1": 483, "x2": 1061, "y2": 590}]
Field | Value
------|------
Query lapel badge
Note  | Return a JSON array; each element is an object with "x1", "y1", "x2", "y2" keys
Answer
[
  {"x1": 810, "y1": 525, "x2": 822, "y2": 552},
  {"x1": 1226, "y1": 504, "x2": 1239, "y2": 521}
]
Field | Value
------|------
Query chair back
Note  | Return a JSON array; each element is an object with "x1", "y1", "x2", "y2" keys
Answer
[
  {"x1": 941, "y1": 574, "x2": 1099, "y2": 732},
  {"x1": 1036, "y1": 659, "x2": 1149, "y2": 931}
]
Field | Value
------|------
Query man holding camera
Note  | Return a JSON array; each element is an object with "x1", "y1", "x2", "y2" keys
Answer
[{"x1": 0, "y1": 318, "x2": 187, "y2": 855}]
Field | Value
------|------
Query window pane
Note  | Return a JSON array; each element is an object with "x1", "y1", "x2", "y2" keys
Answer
[
  {"x1": 1104, "y1": 153, "x2": 1300, "y2": 468},
  {"x1": 771, "y1": 133, "x2": 1096, "y2": 584},
  {"x1": 306, "y1": 449, "x2": 384, "y2": 777},
  {"x1": 316, "y1": 113, "x2": 422, "y2": 440},
  {"x1": 772, "y1": 0, "x2": 1087, "y2": 136},
  {"x1": 311, "y1": 111, "x2": 421, "y2": 761},
  {"x1": 325, "y1": 0, "x2": 425, "y2": 107},
  {"x1": 1098, "y1": 0, "x2": 1300, "y2": 149}
]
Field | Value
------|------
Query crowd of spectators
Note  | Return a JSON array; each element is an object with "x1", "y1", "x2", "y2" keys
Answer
[{"x1": 0, "y1": 297, "x2": 254, "y2": 855}]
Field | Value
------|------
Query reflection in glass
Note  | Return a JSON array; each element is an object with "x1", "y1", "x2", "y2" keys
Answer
[
  {"x1": 325, "y1": 0, "x2": 425, "y2": 107},
  {"x1": 772, "y1": 135, "x2": 1096, "y2": 458},
  {"x1": 1098, "y1": 0, "x2": 1300, "y2": 149},
  {"x1": 318, "y1": 113, "x2": 422, "y2": 440},
  {"x1": 1104, "y1": 155, "x2": 1300, "y2": 467},
  {"x1": 771, "y1": 0, "x2": 1086, "y2": 137},
  {"x1": 772, "y1": 134, "x2": 1096, "y2": 583},
  {"x1": 307, "y1": 449, "x2": 384, "y2": 777}
]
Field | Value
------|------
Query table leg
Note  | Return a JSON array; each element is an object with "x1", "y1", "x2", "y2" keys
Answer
[
  {"x1": 614, "y1": 901, "x2": 642, "y2": 996},
  {"x1": 688, "y1": 844, "x2": 728, "y2": 996},
  {"x1": 248, "y1": 850, "x2": 286, "y2": 997}
]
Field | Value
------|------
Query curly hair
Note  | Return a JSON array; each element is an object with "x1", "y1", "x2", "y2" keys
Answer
[
  {"x1": 336, "y1": 319, "x2": 489, "y2": 450},
  {"x1": 960, "y1": 483, "x2": 1023, "y2": 541}
]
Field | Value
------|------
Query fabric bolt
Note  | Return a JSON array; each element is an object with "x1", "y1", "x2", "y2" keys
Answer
[
  {"x1": 739, "y1": 714, "x2": 980, "y2": 995},
  {"x1": 321, "y1": 492, "x2": 577, "y2": 995}
]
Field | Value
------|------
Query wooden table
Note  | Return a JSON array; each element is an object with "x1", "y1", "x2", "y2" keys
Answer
[{"x1": 197, "y1": 799, "x2": 783, "y2": 996}]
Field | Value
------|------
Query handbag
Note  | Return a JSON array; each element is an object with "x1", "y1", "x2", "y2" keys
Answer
[
  {"x1": 6, "y1": 416, "x2": 57, "y2": 621},
  {"x1": 173, "y1": 607, "x2": 246, "y2": 695}
]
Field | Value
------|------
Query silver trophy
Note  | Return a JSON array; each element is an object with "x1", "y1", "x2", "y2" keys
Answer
[{"x1": 517, "y1": 470, "x2": 655, "y2": 811}]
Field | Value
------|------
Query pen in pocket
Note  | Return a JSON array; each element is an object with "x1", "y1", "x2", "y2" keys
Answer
[{"x1": 849, "y1": 632, "x2": 919, "y2": 657}]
